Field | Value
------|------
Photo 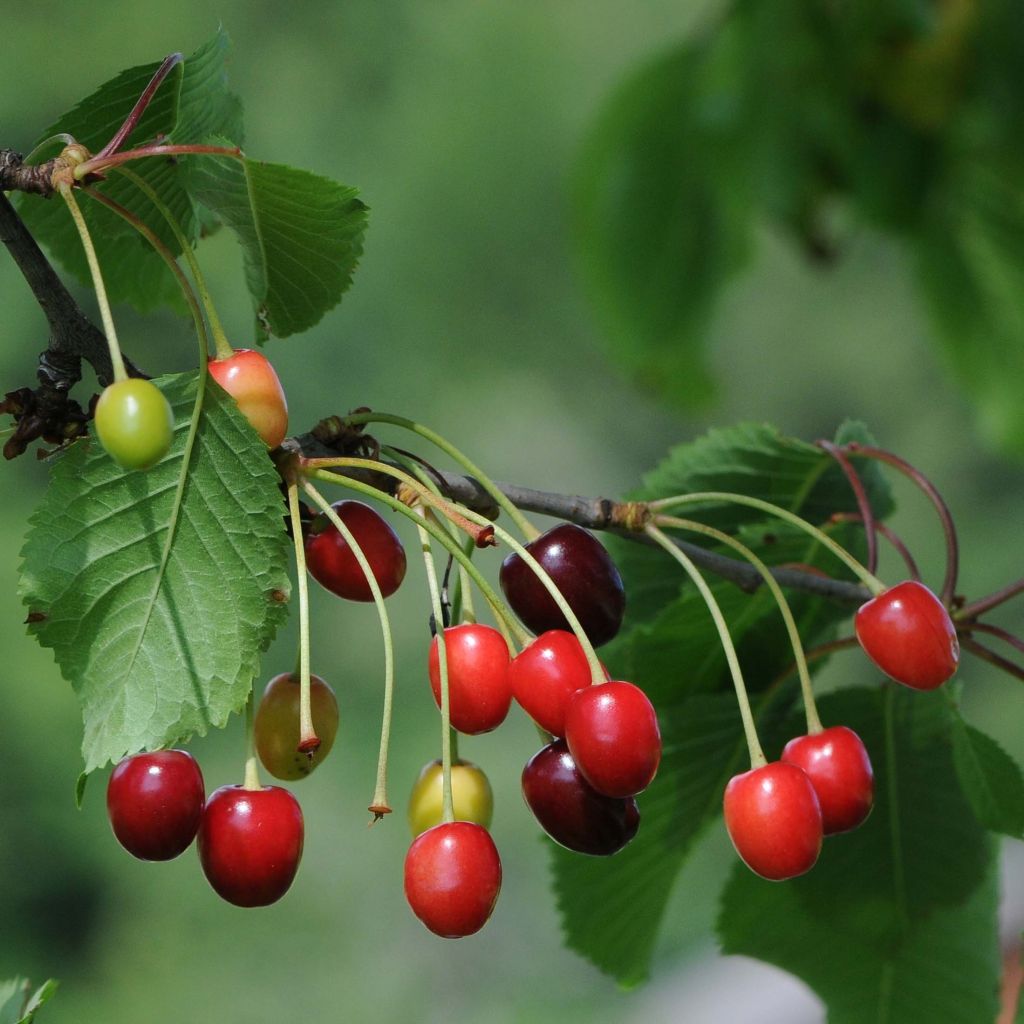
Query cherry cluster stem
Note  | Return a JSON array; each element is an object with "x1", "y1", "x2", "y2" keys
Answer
[{"x1": 286, "y1": 481, "x2": 318, "y2": 753}]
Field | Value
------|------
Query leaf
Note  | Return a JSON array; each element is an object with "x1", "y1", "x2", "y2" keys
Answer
[
  {"x1": 16, "y1": 32, "x2": 243, "y2": 313},
  {"x1": 951, "y1": 712, "x2": 1024, "y2": 838},
  {"x1": 0, "y1": 978, "x2": 57, "y2": 1024},
  {"x1": 718, "y1": 687, "x2": 998, "y2": 1024},
  {"x1": 186, "y1": 149, "x2": 368, "y2": 337},
  {"x1": 20, "y1": 372, "x2": 290, "y2": 772}
]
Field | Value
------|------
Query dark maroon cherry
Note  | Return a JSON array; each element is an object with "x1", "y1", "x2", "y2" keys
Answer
[
  {"x1": 106, "y1": 750, "x2": 205, "y2": 861},
  {"x1": 198, "y1": 785, "x2": 304, "y2": 907},
  {"x1": 522, "y1": 740, "x2": 639, "y2": 856},
  {"x1": 499, "y1": 524, "x2": 625, "y2": 647}
]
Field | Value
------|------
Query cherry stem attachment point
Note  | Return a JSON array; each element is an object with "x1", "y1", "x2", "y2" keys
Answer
[
  {"x1": 96, "y1": 53, "x2": 184, "y2": 160},
  {"x1": 286, "y1": 480, "x2": 319, "y2": 755},
  {"x1": 817, "y1": 440, "x2": 878, "y2": 576}
]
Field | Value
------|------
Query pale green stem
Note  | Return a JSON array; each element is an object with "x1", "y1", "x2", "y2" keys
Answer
[
  {"x1": 287, "y1": 481, "x2": 317, "y2": 752},
  {"x1": 243, "y1": 686, "x2": 261, "y2": 791}
]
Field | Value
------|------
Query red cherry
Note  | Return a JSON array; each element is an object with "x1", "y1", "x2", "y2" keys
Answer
[
  {"x1": 521, "y1": 740, "x2": 639, "y2": 856},
  {"x1": 499, "y1": 524, "x2": 625, "y2": 647},
  {"x1": 106, "y1": 750, "x2": 205, "y2": 861},
  {"x1": 781, "y1": 726, "x2": 874, "y2": 835},
  {"x1": 208, "y1": 349, "x2": 288, "y2": 448},
  {"x1": 854, "y1": 580, "x2": 959, "y2": 690},
  {"x1": 564, "y1": 681, "x2": 661, "y2": 798},
  {"x1": 428, "y1": 623, "x2": 512, "y2": 735},
  {"x1": 509, "y1": 630, "x2": 597, "y2": 736},
  {"x1": 403, "y1": 821, "x2": 502, "y2": 938},
  {"x1": 304, "y1": 500, "x2": 407, "y2": 602},
  {"x1": 723, "y1": 762, "x2": 823, "y2": 880},
  {"x1": 198, "y1": 785, "x2": 304, "y2": 907}
]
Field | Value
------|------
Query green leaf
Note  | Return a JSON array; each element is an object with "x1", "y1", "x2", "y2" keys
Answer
[
  {"x1": 951, "y1": 712, "x2": 1024, "y2": 838},
  {"x1": 186, "y1": 149, "x2": 368, "y2": 338},
  {"x1": 16, "y1": 32, "x2": 243, "y2": 313},
  {"x1": 20, "y1": 372, "x2": 290, "y2": 772},
  {"x1": 0, "y1": 978, "x2": 57, "y2": 1024},
  {"x1": 718, "y1": 687, "x2": 998, "y2": 1024}
]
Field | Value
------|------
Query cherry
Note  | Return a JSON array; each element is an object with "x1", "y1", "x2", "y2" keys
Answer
[
  {"x1": 208, "y1": 349, "x2": 288, "y2": 449},
  {"x1": 781, "y1": 726, "x2": 874, "y2": 835},
  {"x1": 428, "y1": 623, "x2": 512, "y2": 735},
  {"x1": 498, "y1": 523, "x2": 626, "y2": 647},
  {"x1": 407, "y1": 758, "x2": 494, "y2": 837},
  {"x1": 522, "y1": 740, "x2": 639, "y2": 856},
  {"x1": 305, "y1": 500, "x2": 407, "y2": 602},
  {"x1": 564, "y1": 681, "x2": 661, "y2": 798},
  {"x1": 197, "y1": 785, "x2": 304, "y2": 907},
  {"x1": 93, "y1": 378, "x2": 174, "y2": 470},
  {"x1": 509, "y1": 630, "x2": 598, "y2": 737},
  {"x1": 254, "y1": 672, "x2": 340, "y2": 781},
  {"x1": 106, "y1": 749, "x2": 205, "y2": 861},
  {"x1": 854, "y1": 580, "x2": 959, "y2": 690},
  {"x1": 403, "y1": 821, "x2": 501, "y2": 938},
  {"x1": 723, "y1": 761, "x2": 823, "y2": 880}
]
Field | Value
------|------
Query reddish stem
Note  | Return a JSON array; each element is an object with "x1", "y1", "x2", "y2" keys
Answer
[
  {"x1": 962, "y1": 622, "x2": 1024, "y2": 658},
  {"x1": 960, "y1": 636, "x2": 1024, "y2": 683},
  {"x1": 771, "y1": 635, "x2": 859, "y2": 689},
  {"x1": 817, "y1": 440, "x2": 878, "y2": 575},
  {"x1": 78, "y1": 144, "x2": 242, "y2": 179},
  {"x1": 830, "y1": 512, "x2": 921, "y2": 580},
  {"x1": 96, "y1": 53, "x2": 184, "y2": 160},
  {"x1": 957, "y1": 579, "x2": 1024, "y2": 621}
]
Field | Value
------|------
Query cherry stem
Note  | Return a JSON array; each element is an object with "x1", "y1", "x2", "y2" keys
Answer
[
  {"x1": 962, "y1": 622, "x2": 1024, "y2": 659},
  {"x1": 416, "y1": 508, "x2": 456, "y2": 824},
  {"x1": 957, "y1": 579, "x2": 1024, "y2": 621},
  {"x1": 843, "y1": 443, "x2": 959, "y2": 607},
  {"x1": 76, "y1": 144, "x2": 243, "y2": 180},
  {"x1": 648, "y1": 491, "x2": 885, "y2": 596},
  {"x1": 960, "y1": 636, "x2": 1024, "y2": 683},
  {"x1": 303, "y1": 480, "x2": 396, "y2": 820},
  {"x1": 829, "y1": 512, "x2": 921, "y2": 581},
  {"x1": 770, "y1": 635, "x2": 859, "y2": 689},
  {"x1": 96, "y1": 53, "x2": 184, "y2": 160},
  {"x1": 24, "y1": 133, "x2": 77, "y2": 165},
  {"x1": 337, "y1": 410, "x2": 541, "y2": 540},
  {"x1": 816, "y1": 440, "x2": 878, "y2": 576},
  {"x1": 243, "y1": 685, "x2": 261, "y2": 791},
  {"x1": 111, "y1": 167, "x2": 232, "y2": 359},
  {"x1": 286, "y1": 480, "x2": 319, "y2": 754},
  {"x1": 57, "y1": 183, "x2": 128, "y2": 382},
  {"x1": 656, "y1": 514, "x2": 824, "y2": 734},
  {"x1": 645, "y1": 522, "x2": 766, "y2": 767}
]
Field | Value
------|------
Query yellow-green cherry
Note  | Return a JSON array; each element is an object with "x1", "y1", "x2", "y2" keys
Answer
[{"x1": 93, "y1": 378, "x2": 174, "y2": 470}]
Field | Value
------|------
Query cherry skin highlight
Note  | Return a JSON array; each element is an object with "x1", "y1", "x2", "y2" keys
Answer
[
  {"x1": 403, "y1": 821, "x2": 502, "y2": 938},
  {"x1": 208, "y1": 349, "x2": 288, "y2": 448},
  {"x1": 564, "y1": 681, "x2": 661, "y2": 798},
  {"x1": 854, "y1": 580, "x2": 959, "y2": 690},
  {"x1": 522, "y1": 740, "x2": 639, "y2": 856},
  {"x1": 93, "y1": 378, "x2": 174, "y2": 470},
  {"x1": 499, "y1": 523, "x2": 626, "y2": 647},
  {"x1": 407, "y1": 759, "x2": 494, "y2": 837},
  {"x1": 254, "y1": 672, "x2": 340, "y2": 781},
  {"x1": 428, "y1": 623, "x2": 512, "y2": 735},
  {"x1": 509, "y1": 629, "x2": 597, "y2": 736},
  {"x1": 305, "y1": 500, "x2": 407, "y2": 602},
  {"x1": 198, "y1": 785, "x2": 304, "y2": 907},
  {"x1": 781, "y1": 726, "x2": 874, "y2": 835},
  {"x1": 106, "y1": 749, "x2": 205, "y2": 861},
  {"x1": 723, "y1": 761, "x2": 823, "y2": 881}
]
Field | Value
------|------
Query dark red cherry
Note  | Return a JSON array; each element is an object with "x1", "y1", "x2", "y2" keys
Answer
[
  {"x1": 854, "y1": 580, "x2": 959, "y2": 690},
  {"x1": 107, "y1": 750, "x2": 205, "y2": 861},
  {"x1": 428, "y1": 623, "x2": 512, "y2": 734},
  {"x1": 522, "y1": 740, "x2": 639, "y2": 856},
  {"x1": 723, "y1": 761, "x2": 823, "y2": 880},
  {"x1": 499, "y1": 524, "x2": 625, "y2": 647},
  {"x1": 509, "y1": 630, "x2": 597, "y2": 737},
  {"x1": 198, "y1": 785, "x2": 304, "y2": 907},
  {"x1": 304, "y1": 500, "x2": 406, "y2": 602},
  {"x1": 404, "y1": 821, "x2": 502, "y2": 937}
]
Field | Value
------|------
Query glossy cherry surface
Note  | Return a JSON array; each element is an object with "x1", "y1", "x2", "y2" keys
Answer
[
  {"x1": 723, "y1": 761, "x2": 823, "y2": 880},
  {"x1": 106, "y1": 750, "x2": 205, "y2": 861},
  {"x1": 428, "y1": 623, "x2": 512, "y2": 735},
  {"x1": 94, "y1": 378, "x2": 174, "y2": 470},
  {"x1": 404, "y1": 821, "x2": 501, "y2": 938},
  {"x1": 509, "y1": 630, "x2": 596, "y2": 736},
  {"x1": 254, "y1": 672, "x2": 340, "y2": 780},
  {"x1": 564, "y1": 681, "x2": 661, "y2": 798},
  {"x1": 499, "y1": 524, "x2": 626, "y2": 647},
  {"x1": 854, "y1": 580, "x2": 959, "y2": 690},
  {"x1": 305, "y1": 500, "x2": 407, "y2": 602},
  {"x1": 407, "y1": 758, "x2": 494, "y2": 837},
  {"x1": 522, "y1": 740, "x2": 639, "y2": 856},
  {"x1": 198, "y1": 785, "x2": 304, "y2": 907},
  {"x1": 781, "y1": 726, "x2": 874, "y2": 835},
  {"x1": 208, "y1": 349, "x2": 288, "y2": 448}
]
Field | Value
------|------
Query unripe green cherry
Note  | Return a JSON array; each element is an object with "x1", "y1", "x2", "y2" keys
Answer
[
  {"x1": 254, "y1": 672, "x2": 340, "y2": 780},
  {"x1": 93, "y1": 378, "x2": 174, "y2": 470},
  {"x1": 408, "y1": 758, "x2": 494, "y2": 837}
]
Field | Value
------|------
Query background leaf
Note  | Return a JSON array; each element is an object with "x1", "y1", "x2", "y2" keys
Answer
[
  {"x1": 0, "y1": 978, "x2": 57, "y2": 1024},
  {"x1": 951, "y1": 710, "x2": 1024, "y2": 838},
  {"x1": 19, "y1": 372, "x2": 290, "y2": 772}
]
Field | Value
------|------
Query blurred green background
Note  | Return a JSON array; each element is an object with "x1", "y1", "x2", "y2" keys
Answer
[{"x1": 1, "y1": 3, "x2": 1021, "y2": 1021}]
